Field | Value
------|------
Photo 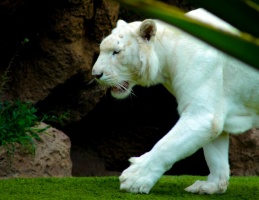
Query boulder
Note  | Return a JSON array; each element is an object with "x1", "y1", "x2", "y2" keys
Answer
[{"x1": 0, "y1": 122, "x2": 72, "y2": 178}]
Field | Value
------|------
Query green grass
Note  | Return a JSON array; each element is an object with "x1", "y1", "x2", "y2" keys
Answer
[{"x1": 0, "y1": 176, "x2": 258, "y2": 200}]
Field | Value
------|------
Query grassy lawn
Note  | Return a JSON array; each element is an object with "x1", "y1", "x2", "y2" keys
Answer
[{"x1": 0, "y1": 176, "x2": 258, "y2": 200}]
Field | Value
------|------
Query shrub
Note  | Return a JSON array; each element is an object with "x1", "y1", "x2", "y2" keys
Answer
[{"x1": 0, "y1": 100, "x2": 48, "y2": 155}]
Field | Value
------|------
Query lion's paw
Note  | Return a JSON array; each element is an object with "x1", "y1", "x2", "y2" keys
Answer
[
  {"x1": 119, "y1": 155, "x2": 163, "y2": 194},
  {"x1": 185, "y1": 179, "x2": 228, "y2": 194}
]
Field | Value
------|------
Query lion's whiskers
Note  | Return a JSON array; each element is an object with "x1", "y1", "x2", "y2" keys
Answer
[
  {"x1": 117, "y1": 83, "x2": 127, "y2": 91},
  {"x1": 129, "y1": 90, "x2": 136, "y2": 97}
]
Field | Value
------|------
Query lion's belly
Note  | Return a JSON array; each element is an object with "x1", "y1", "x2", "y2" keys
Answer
[{"x1": 223, "y1": 105, "x2": 259, "y2": 134}]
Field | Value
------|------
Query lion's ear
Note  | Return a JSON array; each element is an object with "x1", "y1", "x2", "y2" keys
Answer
[
  {"x1": 116, "y1": 19, "x2": 128, "y2": 28},
  {"x1": 139, "y1": 19, "x2": 157, "y2": 41}
]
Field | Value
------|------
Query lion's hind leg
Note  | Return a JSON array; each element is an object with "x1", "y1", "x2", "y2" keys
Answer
[{"x1": 185, "y1": 132, "x2": 230, "y2": 194}]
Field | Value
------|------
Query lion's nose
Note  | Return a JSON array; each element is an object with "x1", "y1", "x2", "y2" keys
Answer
[
  {"x1": 92, "y1": 70, "x2": 103, "y2": 79},
  {"x1": 95, "y1": 73, "x2": 103, "y2": 79}
]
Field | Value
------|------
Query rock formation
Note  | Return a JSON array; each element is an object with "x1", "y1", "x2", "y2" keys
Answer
[
  {"x1": 0, "y1": 0, "x2": 119, "y2": 123},
  {"x1": 230, "y1": 128, "x2": 259, "y2": 176}
]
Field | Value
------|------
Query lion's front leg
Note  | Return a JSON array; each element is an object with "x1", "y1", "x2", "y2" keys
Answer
[
  {"x1": 185, "y1": 132, "x2": 230, "y2": 194},
  {"x1": 119, "y1": 114, "x2": 224, "y2": 194},
  {"x1": 119, "y1": 152, "x2": 164, "y2": 194}
]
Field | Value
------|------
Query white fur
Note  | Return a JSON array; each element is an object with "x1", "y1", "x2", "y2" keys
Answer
[{"x1": 92, "y1": 8, "x2": 259, "y2": 194}]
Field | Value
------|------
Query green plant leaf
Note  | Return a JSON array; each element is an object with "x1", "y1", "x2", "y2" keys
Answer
[
  {"x1": 186, "y1": 0, "x2": 259, "y2": 37},
  {"x1": 113, "y1": 0, "x2": 259, "y2": 70}
]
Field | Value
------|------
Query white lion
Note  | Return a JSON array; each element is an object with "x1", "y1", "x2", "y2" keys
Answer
[{"x1": 92, "y1": 8, "x2": 259, "y2": 194}]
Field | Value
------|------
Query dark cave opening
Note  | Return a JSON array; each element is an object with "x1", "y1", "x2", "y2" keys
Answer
[{"x1": 36, "y1": 75, "x2": 209, "y2": 176}]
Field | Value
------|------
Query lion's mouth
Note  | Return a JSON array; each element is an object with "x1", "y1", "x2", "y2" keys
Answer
[{"x1": 111, "y1": 81, "x2": 129, "y2": 93}]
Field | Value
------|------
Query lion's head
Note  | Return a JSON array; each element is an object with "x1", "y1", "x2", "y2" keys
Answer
[{"x1": 92, "y1": 19, "x2": 160, "y2": 99}]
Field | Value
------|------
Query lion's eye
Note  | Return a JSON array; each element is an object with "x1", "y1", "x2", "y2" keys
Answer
[{"x1": 112, "y1": 50, "x2": 121, "y2": 55}]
